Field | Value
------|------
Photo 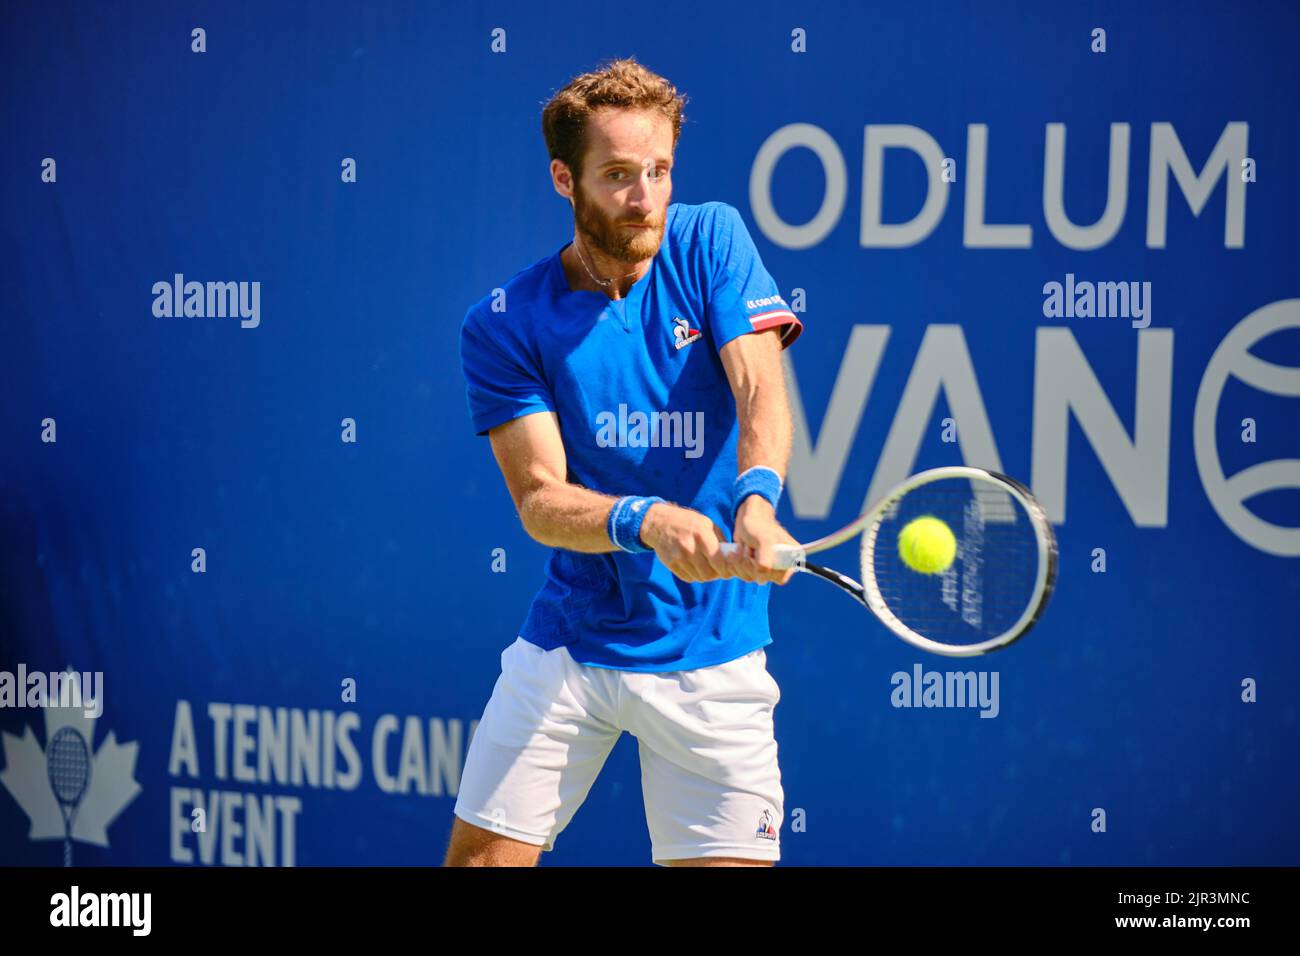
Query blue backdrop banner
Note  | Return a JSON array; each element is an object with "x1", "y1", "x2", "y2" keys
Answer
[{"x1": 1, "y1": 0, "x2": 1297, "y2": 866}]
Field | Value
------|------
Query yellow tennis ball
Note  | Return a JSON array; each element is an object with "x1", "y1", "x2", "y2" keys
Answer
[{"x1": 897, "y1": 516, "x2": 957, "y2": 574}]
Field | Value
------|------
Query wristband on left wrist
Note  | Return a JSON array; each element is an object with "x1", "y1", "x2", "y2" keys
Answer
[{"x1": 732, "y1": 466, "x2": 783, "y2": 523}]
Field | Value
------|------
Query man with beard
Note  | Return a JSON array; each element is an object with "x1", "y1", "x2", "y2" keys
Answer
[{"x1": 448, "y1": 57, "x2": 804, "y2": 867}]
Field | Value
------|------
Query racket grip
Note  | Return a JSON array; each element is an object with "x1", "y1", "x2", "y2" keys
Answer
[
  {"x1": 719, "y1": 542, "x2": 806, "y2": 570},
  {"x1": 773, "y1": 544, "x2": 806, "y2": 570}
]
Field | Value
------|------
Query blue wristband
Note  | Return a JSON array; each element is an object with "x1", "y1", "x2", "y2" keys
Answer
[
  {"x1": 732, "y1": 466, "x2": 783, "y2": 522},
  {"x1": 607, "y1": 495, "x2": 666, "y2": 553}
]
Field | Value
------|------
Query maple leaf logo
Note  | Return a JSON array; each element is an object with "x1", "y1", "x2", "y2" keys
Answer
[{"x1": 0, "y1": 670, "x2": 141, "y2": 860}]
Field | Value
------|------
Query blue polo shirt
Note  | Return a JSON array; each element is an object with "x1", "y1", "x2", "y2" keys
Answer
[{"x1": 459, "y1": 201, "x2": 802, "y2": 671}]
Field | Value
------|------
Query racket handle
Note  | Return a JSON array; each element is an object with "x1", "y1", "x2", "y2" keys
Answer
[{"x1": 718, "y1": 542, "x2": 806, "y2": 570}]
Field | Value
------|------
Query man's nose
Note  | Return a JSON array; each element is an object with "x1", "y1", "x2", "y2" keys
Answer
[{"x1": 627, "y1": 168, "x2": 659, "y2": 205}]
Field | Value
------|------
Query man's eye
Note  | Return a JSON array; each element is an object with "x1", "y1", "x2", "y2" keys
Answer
[{"x1": 607, "y1": 167, "x2": 668, "y2": 182}]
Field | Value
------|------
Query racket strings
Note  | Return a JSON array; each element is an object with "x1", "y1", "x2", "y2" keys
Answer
[{"x1": 47, "y1": 729, "x2": 91, "y2": 804}]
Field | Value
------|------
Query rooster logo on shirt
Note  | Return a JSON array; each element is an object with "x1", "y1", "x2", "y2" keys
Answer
[{"x1": 672, "y1": 317, "x2": 702, "y2": 350}]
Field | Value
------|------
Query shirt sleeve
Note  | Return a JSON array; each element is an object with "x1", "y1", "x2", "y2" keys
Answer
[
  {"x1": 703, "y1": 203, "x2": 803, "y2": 352},
  {"x1": 459, "y1": 306, "x2": 556, "y2": 437}
]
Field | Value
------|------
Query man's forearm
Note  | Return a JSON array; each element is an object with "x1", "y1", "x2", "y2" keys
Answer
[
  {"x1": 735, "y1": 382, "x2": 793, "y2": 482},
  {"x1": 728, "y1": 351, "x2": 799, "y2": 583},
  {"x1": 519, "y1": 481, "x2": 625, "y2": 553}
]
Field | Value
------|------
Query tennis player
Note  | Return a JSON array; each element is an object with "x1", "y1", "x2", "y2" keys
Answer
[{"x1": 446, "y1": 58, "x2": 804, "y2": 867}]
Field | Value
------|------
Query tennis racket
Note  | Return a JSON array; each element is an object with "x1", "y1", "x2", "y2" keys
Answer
[
  {"x1": 47, "y1": 726, "x2": 91, "y2": 867},
  {"x1": 721, "y1": 466, "x2": 1058, "y2": 656}
]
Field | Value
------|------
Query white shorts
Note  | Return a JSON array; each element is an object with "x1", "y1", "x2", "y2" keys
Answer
[{"x1": 453, "y1": 636, "x2": 784, "y2": 865}]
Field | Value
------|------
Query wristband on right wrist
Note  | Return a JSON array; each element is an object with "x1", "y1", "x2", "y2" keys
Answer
[{"x1": 607, "y1": 495, "x2": 666, "y2": 553}]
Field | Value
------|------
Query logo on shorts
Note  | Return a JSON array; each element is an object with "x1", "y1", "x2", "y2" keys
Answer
[
  {"x1": 755, "y1": 809, "x2": 778, "y2": 841},
  {"x1": 672, "y1": 317, "x2": 701, "y2": 350}
]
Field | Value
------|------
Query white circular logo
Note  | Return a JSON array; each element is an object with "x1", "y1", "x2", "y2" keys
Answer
[{"x1": 1194, "y1": 299, "x2": 1300, "y2": 556}]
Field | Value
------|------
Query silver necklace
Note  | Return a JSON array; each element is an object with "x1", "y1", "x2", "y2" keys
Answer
[{"x1": 573, "y1": 234, "x2": 639, "y2": 288}]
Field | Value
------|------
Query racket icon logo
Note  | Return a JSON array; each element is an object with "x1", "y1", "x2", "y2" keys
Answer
[
  {"x1": 47, "y1": 726, "x2": 92, "y2": 867},
  {"x1": 0, "y1": 674, "x2": 141, "y2": 864}
]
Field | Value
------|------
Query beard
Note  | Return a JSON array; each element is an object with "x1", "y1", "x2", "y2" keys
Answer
[{"x1": 572, "y1": 181, "x2": 667, "y2": 263}]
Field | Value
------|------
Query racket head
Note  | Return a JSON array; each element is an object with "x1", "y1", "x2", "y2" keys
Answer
[
  {"x1": 857, "y1": 467, "x2": 1057, "y2": 656},
  {"x1": 47, "y1": 726, "x2": 91, "y2": 805}
]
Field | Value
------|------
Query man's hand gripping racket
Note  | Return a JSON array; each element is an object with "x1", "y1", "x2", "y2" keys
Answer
[{"x1": 721, "y1": 466, "x2": 1058, "y2": 657}]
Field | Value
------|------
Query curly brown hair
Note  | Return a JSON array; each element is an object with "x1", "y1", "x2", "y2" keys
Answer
[{"x1": 541, "y1": 57, "x2": 688, "y2": 184}]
